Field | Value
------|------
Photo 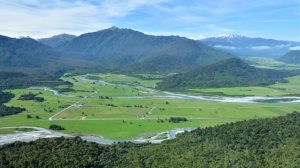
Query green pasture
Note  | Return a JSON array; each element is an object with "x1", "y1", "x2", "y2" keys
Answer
[
  {"x1": 1, "y1": 73, "x2": 300, "y2": 139},
  {"x1": 245, "y1": 57, "x2": 300, "y2": 70},
  {"x1": 189, "y1": 75, "x2": 300, "y2": 96}
]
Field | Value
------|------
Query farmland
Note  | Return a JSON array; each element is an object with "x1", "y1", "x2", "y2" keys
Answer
[{"x1": 1, "y1": 73, "x2": 300, "y2": 139}]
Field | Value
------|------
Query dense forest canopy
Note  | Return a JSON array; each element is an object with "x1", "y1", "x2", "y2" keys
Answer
[
  {"x1": 56, "y1": 27, "x2": 233, "y2": 73},
  {"x1": 278, "y1": 50, "x2": 300, "y2": 64},
  {"x1": 0, "y1": 112, "x2": 299, "y2": 167},
  {"x1": 157, "y1": 58, "x2": 299, "y2": 90},
  {"x1": 0, "y1": 91, "x2": 26, "y2": 117}
]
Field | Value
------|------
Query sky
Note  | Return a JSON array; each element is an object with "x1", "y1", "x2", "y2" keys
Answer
[{"x1": 0, "y1": 0, "x2": 299, "y2": 41}]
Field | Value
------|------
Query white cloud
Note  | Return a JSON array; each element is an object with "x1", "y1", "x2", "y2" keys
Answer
[
  {"x1": 249, "y1": 46, "x2": 272, "y2": 50},
  {"x1": 274, "y1": 44, "x2": 291, "y2": 48},
  {"x1": 289, "y1": 46, "x2": 300, "y2": 51},
  {"x1": 0, "y1": 0, "x2": 168, "y2": 38},
  {"x1": 214, "y1": 45, "x2": 237, "y2": 50}
]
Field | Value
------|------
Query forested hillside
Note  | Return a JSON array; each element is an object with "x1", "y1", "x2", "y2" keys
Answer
[
  {"x1": 278, "y1": 50, "x2": 300, "y2": 64},
  {"x1": 0, "y1": 35, "x2": 60, "y2": 68},
  {"x1": 157, "y1": 58, "x2": 297, "y2": 90},
  {"x1": 0, "y1": 112, "x2": 299, "y2": 167},
  {"x1": 0, "y1": 91, "x2": 25, "y2": 117},
  {"x1": 57, "y1": 27, "x2": 233, "y2": 72},
  {"x1": 0, "y1": 35, "x2": 102, "y2": 89}
]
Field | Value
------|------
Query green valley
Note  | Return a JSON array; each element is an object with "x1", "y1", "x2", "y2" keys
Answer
[{"x1": 1, "y1": 73, "x2": 300, "y2": 140}]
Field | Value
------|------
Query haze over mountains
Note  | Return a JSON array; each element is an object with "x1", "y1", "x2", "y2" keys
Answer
[
  {"x1": 38, "y1": 34, "x2": 76, "y2": 48},
  {"x1": 0, "y1": 26, "x2": 300, "y2": 90},
  {"x1": 201, "y1": 35, "x2": 300, "y2": 57}
]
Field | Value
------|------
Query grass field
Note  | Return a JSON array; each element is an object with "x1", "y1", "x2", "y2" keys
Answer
[
  {"x1": 1, "y1": 73, "x2": 300, "y2": 139},
  {"x1": 0, "y1": 128, "x2": 35, "y2": 135},
  {"x1": 189, "y1": 76, "x2": 300, "y2": 96},
  {"x1": 245, "y1": 57, "x2": 300, "y2": 70}
]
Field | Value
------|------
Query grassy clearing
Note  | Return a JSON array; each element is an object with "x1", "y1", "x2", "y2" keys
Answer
[
  {"x1": 189, "y1": 75, "x2": 300, "y2": 96},
  {"x1": 1, "y1": 73, "x2": 300, "y2": 139},
  {"x1": 0, "y1": 128, "x2": 35, "y2": 135},
  {"x1": 245, "y1": 57, "x2": 300, "y2": 70},
  {"x1": 86, "y1": 73, "x2": 161, "y2": 88}
]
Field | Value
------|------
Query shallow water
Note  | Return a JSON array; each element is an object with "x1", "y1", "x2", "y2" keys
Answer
[
  {"x1": 0, "y1": 126, "x2": 194, "y2": 145},
  {"x1": 80, "y1": 75, "x2": 300, "y2": 104}
]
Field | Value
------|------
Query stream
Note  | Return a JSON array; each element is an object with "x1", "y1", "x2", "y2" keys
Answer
[
  {"x1": 0, "y1": 126, "x2": 194, "y2": 146},
  {"x1": 2, "y1": 75, "x2": 299, "y2": 145}
]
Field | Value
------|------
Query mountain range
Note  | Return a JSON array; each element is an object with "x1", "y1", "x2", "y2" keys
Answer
[
  {"x1": 1, "y1": 27, "x2": 300, "y2": 89},
  {"x1": 201, "y1": 35, "x2": 300, "y2": 57},
  {"x1": 55, "y1": 27, "x2": 233, "y2": 72},
  {"x1": 37, "y1": 34, "x2": 76, "y2": 48},
  {"x1": 0, "y1": 35, "x2": 99, "y2": 89},
  {"x1": 0, "y1": 35, "x2": 60, "y2": 68}
]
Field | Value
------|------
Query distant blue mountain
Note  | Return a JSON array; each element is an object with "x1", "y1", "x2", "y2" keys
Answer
[
  {"x1": 38, "y1": 34, "x2": 76, "y2": 48},
  {"x1": 201, "y1": 35, "x2": 300, "y2": 57}
]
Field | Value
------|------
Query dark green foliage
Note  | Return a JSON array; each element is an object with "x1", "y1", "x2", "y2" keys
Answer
[
  {"x1": 278, "y1": 50, "x2": 300, "y2": 64},
  {"x1": 0, "y1": 91, "x2": 14, "y2": 104},
  {"x1": 49, "y1": 124, "x2": 65, "y2": 130},
  {"x1": 0, "y1": 35, "x2": 105, "y2": 90},
  {"x1": 0, "y1": 35, "x2": 59, "y2": 68},
  {"x1": 168, "y1": 117, "x2": 188, "y2": 123},
  {"x1": 157, "y1": 58, "x2": 298, "y2": 89},
  {"x1": 19, "y1": 93, "x2": 44, "y2": 102},
  {"x1": 1, "y1": 112, "x2": 299, "y2": 167},
  {"x1": 55, "y1": 87, "x2": 75, "y2": 93},
  {"x1": 57, "y1": 27, "x2": 233, "y2": 73},
  {"x1": 0, "y1": 105, "x2": 25, "y2": 117},
  {"x1": 26, "y1": 114, "x2": 32, "y2": 119},
  {"x1": 0, "y1": 91, "x2": 26, "y2": 117},
  {"x1": 0, "y1": 72, "x2": 25, "y2": 80}
]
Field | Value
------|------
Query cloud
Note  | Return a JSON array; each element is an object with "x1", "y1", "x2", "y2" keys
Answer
[
  {"x1": 0, "y1": 0, "x2": 299, "y2": 41},
  {"x1": 0, "y1": 0, "x2": 168, "y2": 38},
  {"x1": 289, "y1": 46, "x2": 300, "y2": 51},
  {"x1": 257, "y1": 19, "x2": 296, "y2": 23},
  {"x1": 214, "y1": 45, "x2": 237, "y2": 50},
  {"x1": 249, "y1": 46, "x2": 272, "y2": 50}
]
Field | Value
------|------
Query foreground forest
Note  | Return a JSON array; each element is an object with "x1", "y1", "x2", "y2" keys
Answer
[{"x1": 1, "y1": 112, "x2": 299, "y2": 167}]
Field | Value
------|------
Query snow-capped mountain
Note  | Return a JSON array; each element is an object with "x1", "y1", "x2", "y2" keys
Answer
[{"x1": 200, "y1": 35, "x2": 300, "y2": 57}]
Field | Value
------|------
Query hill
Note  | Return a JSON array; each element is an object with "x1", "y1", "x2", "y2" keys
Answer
[
  {"x1": 201, "y1": 35, "x2": 300, "y2": 57},
  {"x1": 57, "y1": 27, "x2": 233, "y2": 72},
  {"x1": 0, "y1": 35, "x2": 60, "y2": 68},
  {"x1": 0, "y1": 35, "x2": 99, "y2": 89},
  {"x1": 37, "y1": 34, "x2": 76, "y2": 47},
  {"x1": 0, "y1": 112, "x2": 299, "y2": 167},
  {"x1": 156, "y1": 58, "x2": 296, "y2": 89},
  {"x1": 278, "y1": 50, "x2": 300, "y2": 64}
]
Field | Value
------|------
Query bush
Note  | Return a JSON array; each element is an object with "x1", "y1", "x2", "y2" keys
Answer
[
  {"x1": 0, "y1": 105, "x2": 25, "y2": 117},
  {"x1": 49, "y1": 124, "x2": 65, "y2": 130},
  {"x1": 19, "y1": 93, "x2": 45, "y2": 102},
  {"x1": 169, "y1": 117, "x2": 188, "y2": 123}
]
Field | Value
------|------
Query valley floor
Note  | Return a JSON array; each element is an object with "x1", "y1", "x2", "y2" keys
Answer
[{"x1": 1, "y1": 73, "x2": 300, "y2": 140}]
